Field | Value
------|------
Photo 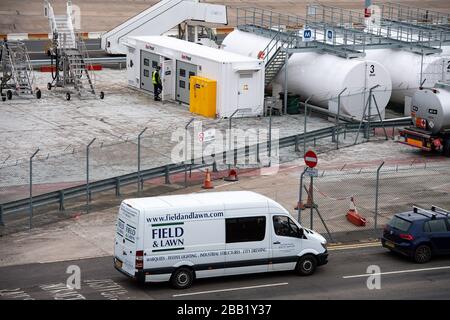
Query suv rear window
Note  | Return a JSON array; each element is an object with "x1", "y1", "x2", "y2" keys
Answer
[{"x1": 388, "y1": 216, "x2": 412, "y2": 232}]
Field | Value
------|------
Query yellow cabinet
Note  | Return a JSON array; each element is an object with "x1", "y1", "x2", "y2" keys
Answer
[{"x1": 189, "y1": 76, "x2": 217, "y2": 118}]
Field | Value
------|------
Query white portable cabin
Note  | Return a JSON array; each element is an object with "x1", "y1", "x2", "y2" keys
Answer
[{"x1": 122, "y1": 35, "x2": 265, "y2": 118}]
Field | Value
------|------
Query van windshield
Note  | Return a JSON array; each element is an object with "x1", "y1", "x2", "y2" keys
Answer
[{"x1": 388, "y1": 216, "x2": 411, "y2": 232}]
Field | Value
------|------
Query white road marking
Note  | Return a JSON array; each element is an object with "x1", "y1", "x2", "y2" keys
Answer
[
  {"x1": 343, "y1": 265, "x2": 450, "y2": 279},
  {"x1": 172, "y1": 282, "x2": 289, "y2": 297},
  {"x1": 37, "y1": 253, "x2": 111, "y2": 264}
]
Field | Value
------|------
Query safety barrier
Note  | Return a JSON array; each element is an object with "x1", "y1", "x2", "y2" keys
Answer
[{"x1": 0, "y1": 117, "x2": 412, "y2": 219}]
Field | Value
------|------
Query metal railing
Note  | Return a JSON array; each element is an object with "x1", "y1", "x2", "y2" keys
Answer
[{"x1": 306, "y1": 3, "x2": 450, "y2": 49}]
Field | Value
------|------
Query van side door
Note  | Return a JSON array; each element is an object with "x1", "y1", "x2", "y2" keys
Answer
[
  {"x1": 270, "y1": 215, "x2": 303, "y2": 272},
  {"x1": 224, "y1": 214, "x2": 270, "y2": 276}
]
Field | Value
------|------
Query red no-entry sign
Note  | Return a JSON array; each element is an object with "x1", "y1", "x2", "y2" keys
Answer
[{"x1": 304, "y1": 150, "x2": 318, "y2": 168}]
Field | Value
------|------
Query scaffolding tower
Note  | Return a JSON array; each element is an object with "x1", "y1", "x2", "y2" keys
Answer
[{"x1": 0, "y1": 40, "x2": 41, "y2": 102}]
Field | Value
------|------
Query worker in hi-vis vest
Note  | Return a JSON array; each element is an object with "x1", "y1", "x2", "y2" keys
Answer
[{"x1": 152, "y1": 66, "x2": 162, "y2": 101}]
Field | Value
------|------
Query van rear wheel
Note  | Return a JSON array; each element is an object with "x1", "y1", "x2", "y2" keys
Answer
[
  {"x1": 296, "y1": 255, "x2": 317, "y2": 276},
  {"x1": 171, "y1": 267, "x2": 194, "y2": 289}
]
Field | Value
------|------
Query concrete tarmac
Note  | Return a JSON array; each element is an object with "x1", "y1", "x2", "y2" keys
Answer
[{"x1": 1, "y1": 1, "x2": 450, "y2": 34}]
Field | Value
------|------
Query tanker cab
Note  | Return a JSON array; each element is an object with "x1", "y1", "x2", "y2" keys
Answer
[{"x1": 114, "y1": 202, "x2": 141, "y2": 279}]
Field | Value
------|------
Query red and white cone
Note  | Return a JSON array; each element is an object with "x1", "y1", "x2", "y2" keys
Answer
[{"x1": 346, "y1": 196, "x2": 367, "y2": 226}]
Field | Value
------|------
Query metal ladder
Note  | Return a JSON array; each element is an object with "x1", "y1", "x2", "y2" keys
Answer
[
  {"x1": 44, "y1": 0, "x2": 102, "y2": 100},
  {"x1": 0, "y1": 40, "x2": 40, "y2": 101},
  {"x1": 66, "y1": 45, "x2": 96, "y2": 99}
]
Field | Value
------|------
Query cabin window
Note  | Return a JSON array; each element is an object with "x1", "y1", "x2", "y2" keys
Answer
[
  {"x1": 226, "y1": 216, "x2": 266, "y2": 243},
  {"x1": 143, "y1": 58, "x2": 149, "y2": 67},
  {"x1": 273, "y1": 216, "x2": 301, "y2": 238}
]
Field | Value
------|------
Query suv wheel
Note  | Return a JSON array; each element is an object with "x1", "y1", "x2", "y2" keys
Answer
[
  {"x1": 414, "y1": 244, "x2": 432, "y2": 263},
  {"x1": 296, "y1": 255, "x2": 317, "y2": 276},
  {"x1": 171, "y1": 267, "x2": 194, "y2": 289}
]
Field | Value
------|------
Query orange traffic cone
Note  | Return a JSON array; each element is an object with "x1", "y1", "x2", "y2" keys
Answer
[
  {"x1": 202, "y1": 169, "x2": 214, "y2": 189},
  {"x1": 294, "y1": 183, "x2": 316, "y2": 209},
  {"x1": 346, "y1": 196, "x2": 367, "y2": 226},
  {"x1": 224, "y1": 168, "x2": 239, "y2": 182}
]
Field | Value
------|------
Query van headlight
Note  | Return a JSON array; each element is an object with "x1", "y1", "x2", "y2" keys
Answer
[{"x1": 321, "y1": 241, "x2": 327, "y2": 250}]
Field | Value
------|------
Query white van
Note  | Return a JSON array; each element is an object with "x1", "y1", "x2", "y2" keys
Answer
[{"x1": 114, "y1": 191, "x2": 328, "y2": 289}]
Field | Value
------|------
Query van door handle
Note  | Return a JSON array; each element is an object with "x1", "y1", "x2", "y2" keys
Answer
[{"x1": 273, "y1": 241, "x2": 281, "y2": 244}]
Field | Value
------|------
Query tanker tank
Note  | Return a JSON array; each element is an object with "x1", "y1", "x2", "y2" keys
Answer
[
  {"x1": 222, "y1": 29, "x2": 392, "y2": 120},
  {"x1": 412, "y1": 84, "x2": 450, "y2": 135}
]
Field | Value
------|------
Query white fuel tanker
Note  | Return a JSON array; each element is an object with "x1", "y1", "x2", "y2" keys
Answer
[
  {"x1": 363, "y1": 49, "x2": 450, "y2": 107},
  {"x1": 400, "y1": 82, "x2": 450, "y2": 156},
  {"x1": 222, "y1": 29, "x2": 392, "y2": 120}
]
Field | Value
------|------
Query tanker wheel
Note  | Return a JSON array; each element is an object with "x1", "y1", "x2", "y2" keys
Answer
[{"x1": 443, "y1": 139, "x2": 450, "y2": 157}]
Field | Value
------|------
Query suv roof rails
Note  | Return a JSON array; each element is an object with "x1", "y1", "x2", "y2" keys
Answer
[
  {"x1": 413, "y1": 206, "x2": 437, "y2": 219},
  {"x1": 431, "y1": 205, "x2": 450, "y2": 217}
]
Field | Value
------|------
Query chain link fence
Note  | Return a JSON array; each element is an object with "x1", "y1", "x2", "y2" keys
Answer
[
  {"x1": 297, "y1": 162, "x2": 450, "y2": 242},
  {"x1": 0, "y1": 87, "x2": 412, "y2": 235}
]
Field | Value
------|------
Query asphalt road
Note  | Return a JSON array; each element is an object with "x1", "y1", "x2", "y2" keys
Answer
[{"x1": 1, "y1": 244, "x2": 450, "y2": 300}]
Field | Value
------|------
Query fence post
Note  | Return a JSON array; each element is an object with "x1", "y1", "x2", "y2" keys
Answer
[
  {"x1": 375, "y1": 161, "x2": 385, "y2": 231},
  {"x1": 268, "y1": 106, "x2": 272, "y2": 167},
  {"x1": 0, "y1": 205, "x2": 4, "y2": 227},
  {"x1": 115, "y1": 177, "x2": 121, "y2": 196},
  {"x1": 59, "y1": 191, "x2": 65, "y2": 211},
  {"x1": 297, "y1": 167, "x2": 307, "y2": 224},
  {"x1": 185, "y1": 118, "x2": 194, "y2": 188},
  {"x1": 86, "y1": 138, "x2": 96, "y2": 214},
  {"x1": 29, "y1": 148, "x2": 40, "y2": 230},
  {"x1": 212, "y1": 154, "x2": 218, "y2": 173},
  {"x1": 336, "y1": 88, "x2": 347, "y2": 149},
  {"x1": 165, "y1": 165, "x2": 171, "y2": 184},
  {"x1": 228, "y1": 109, "x2": 239, "y2": 171},
  {"x1": 137, "y1": 127, "x2": 148, "y2": 196},
  {"x1": 303, "y1": 95, "x2": 313, "y2": 154}
]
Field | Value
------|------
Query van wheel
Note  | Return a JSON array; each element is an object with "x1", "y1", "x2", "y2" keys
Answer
[
  {"x1": 171, "y1": 267, "x2": 194, "y2": 289},
  {"x1": 414, "y1": 244, "x2": 432, "y2": 263},
  {"x1": 296, "y1": 255, "x2": 317, "y2": 276}
]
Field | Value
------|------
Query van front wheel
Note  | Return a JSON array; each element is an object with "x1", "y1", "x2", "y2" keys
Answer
[
  {"x1": 296, "y1": 255, "x2": 317, "y2": 276},
  {"x1": 171, "y1": 267, "x2": 194, "y2": 289}
]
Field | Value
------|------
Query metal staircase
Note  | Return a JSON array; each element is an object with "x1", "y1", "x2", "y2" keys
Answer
[
  {"x1": 0, "y1": 40, "x2": 41, "y2": 101},
  {"x1": 265, "y1": 48, "x2": 288, "y2": 86},
  {"x1": 44, "y1": 0, "x2": 103, "y2": 100}
]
